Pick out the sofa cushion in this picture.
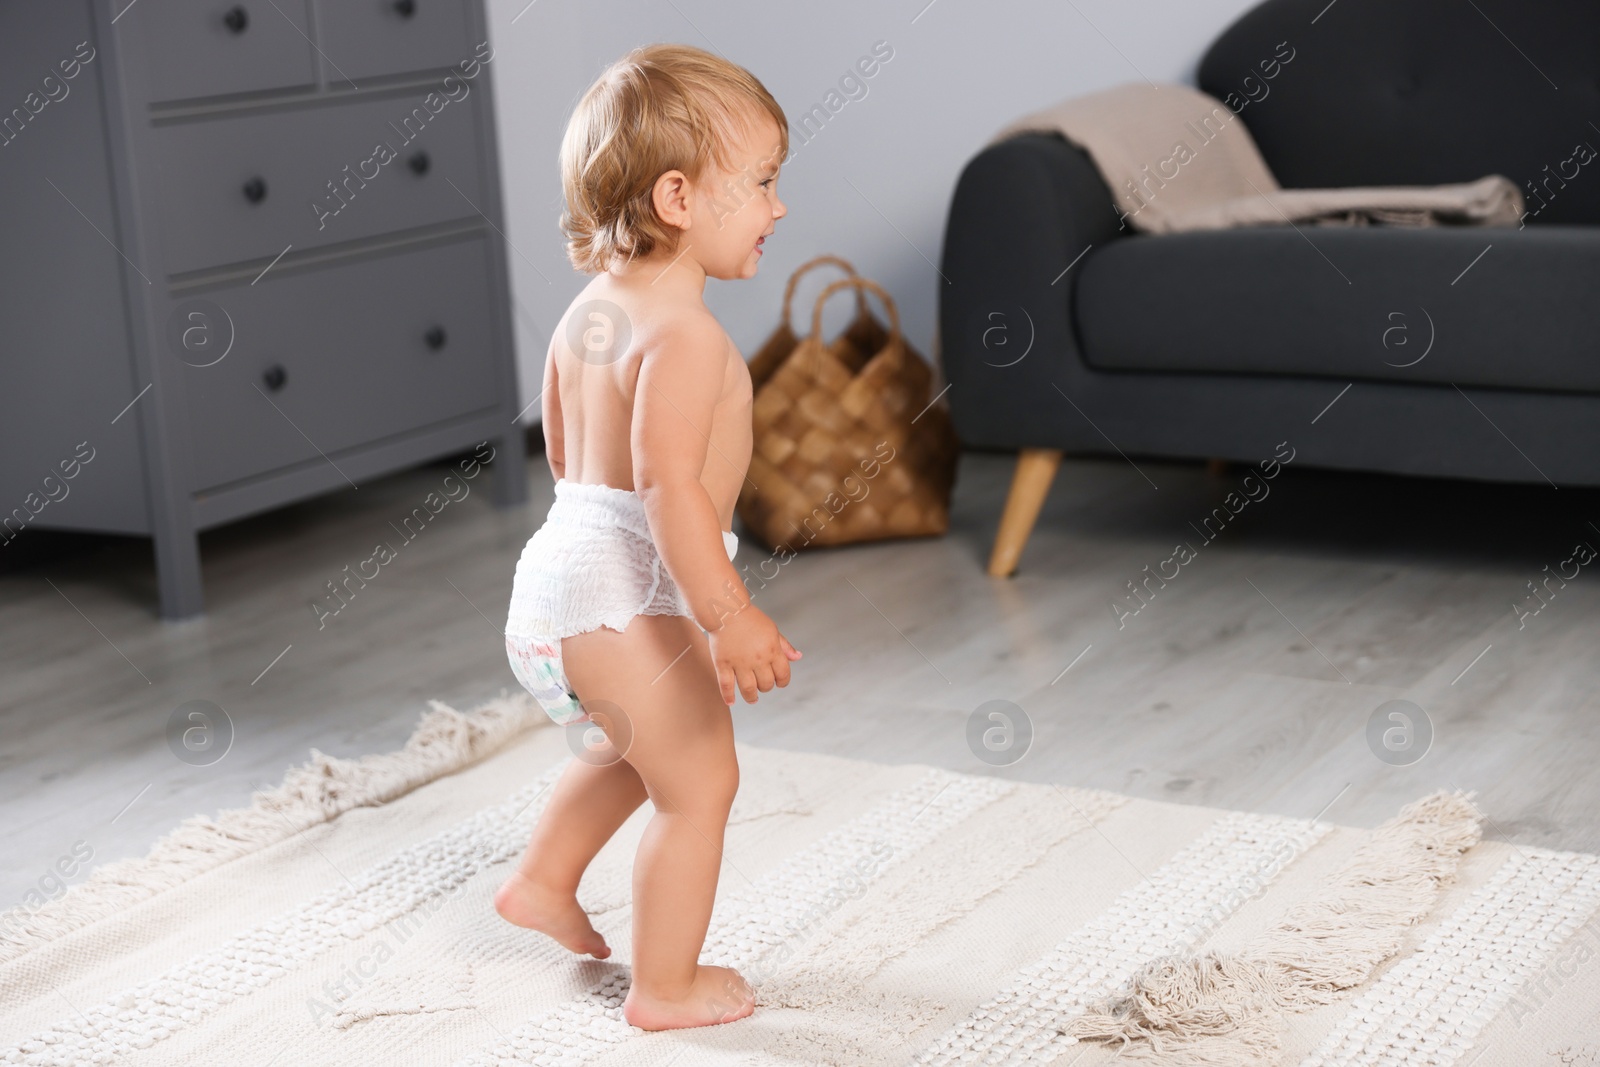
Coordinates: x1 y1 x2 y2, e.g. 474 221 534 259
1074 225 1600 393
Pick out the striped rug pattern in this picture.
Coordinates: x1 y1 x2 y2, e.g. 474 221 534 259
3 695 1598 1067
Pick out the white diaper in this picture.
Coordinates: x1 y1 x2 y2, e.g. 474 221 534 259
504 479 738 725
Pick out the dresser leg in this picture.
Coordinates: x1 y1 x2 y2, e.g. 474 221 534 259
489 426 528 508
154 526 204 620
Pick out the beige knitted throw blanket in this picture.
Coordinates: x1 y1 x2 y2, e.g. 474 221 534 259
992 82 1525 233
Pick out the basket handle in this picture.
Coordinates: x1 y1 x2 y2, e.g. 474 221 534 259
781 255 867 331
809 276 901 351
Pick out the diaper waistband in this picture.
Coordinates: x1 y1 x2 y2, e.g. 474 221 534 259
547 479 739 559
547 478 654 542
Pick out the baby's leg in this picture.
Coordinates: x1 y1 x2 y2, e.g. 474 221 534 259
494 753 647 958
561 612 756 1031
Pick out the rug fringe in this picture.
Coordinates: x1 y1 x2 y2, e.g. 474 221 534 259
0 691 546 965
1060 789 1485 1065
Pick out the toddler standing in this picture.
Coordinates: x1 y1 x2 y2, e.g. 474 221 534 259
494 44 801 1032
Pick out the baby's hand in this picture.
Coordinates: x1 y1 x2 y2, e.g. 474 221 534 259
707 604 801 705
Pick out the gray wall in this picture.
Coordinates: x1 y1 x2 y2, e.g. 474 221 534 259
483 0 1263 425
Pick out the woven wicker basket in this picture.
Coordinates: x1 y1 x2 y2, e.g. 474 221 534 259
737 274 959 552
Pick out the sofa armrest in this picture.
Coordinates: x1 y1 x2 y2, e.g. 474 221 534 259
938 132 1126 448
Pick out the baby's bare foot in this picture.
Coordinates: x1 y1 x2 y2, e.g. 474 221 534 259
493 871 611 959
623 965 755 1030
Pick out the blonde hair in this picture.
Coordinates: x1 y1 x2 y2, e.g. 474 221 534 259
559 44 788 274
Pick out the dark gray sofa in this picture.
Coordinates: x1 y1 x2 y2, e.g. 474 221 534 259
938 0 1600 575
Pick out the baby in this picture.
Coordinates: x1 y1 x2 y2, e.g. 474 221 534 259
494 44 802 1031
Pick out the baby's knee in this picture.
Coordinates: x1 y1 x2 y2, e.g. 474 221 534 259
708 759 740 807
693 763 741 814
654 757 738 816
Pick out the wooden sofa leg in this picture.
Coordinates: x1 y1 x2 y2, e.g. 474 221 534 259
987 448 1063 577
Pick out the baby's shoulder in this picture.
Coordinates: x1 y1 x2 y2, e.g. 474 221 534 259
633 303 736 365
636 301 727 344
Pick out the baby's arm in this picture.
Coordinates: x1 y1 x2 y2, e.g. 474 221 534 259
541 337 565 481
631 314 748 630
634 314 800 704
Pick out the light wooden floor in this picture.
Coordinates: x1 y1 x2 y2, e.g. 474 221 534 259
3 446 1598 904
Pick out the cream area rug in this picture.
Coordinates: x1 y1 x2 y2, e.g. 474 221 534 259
3 695 1599 1067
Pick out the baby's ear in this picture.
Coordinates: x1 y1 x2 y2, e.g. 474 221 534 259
651 169 693 230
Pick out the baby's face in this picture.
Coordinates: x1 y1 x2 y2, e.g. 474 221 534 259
695 112 787 281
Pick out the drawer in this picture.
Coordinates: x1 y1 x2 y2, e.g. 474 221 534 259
177 238 502 491
150 92 486 274
315 0 477 83
133 1 316 104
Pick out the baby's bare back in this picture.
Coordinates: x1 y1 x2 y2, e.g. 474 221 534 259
546 276 751 530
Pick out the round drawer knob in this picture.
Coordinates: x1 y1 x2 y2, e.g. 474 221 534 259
242 176 267 204
408 151 431 176
393 0 417 17
424 326 447 351
262 364 287 391
223 6 249 33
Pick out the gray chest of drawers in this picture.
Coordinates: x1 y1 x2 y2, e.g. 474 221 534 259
0 0 527 619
